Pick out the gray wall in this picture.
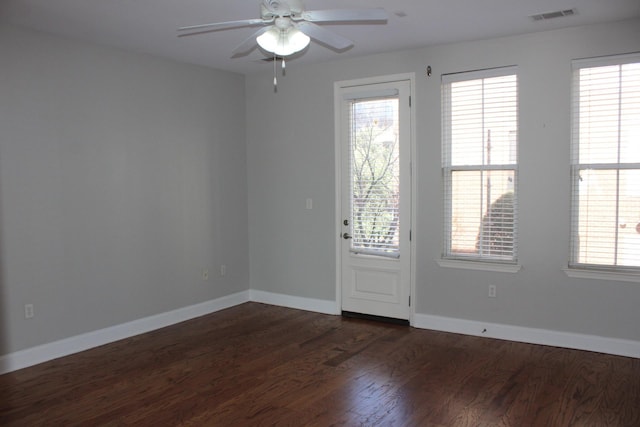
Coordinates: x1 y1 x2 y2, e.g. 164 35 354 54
0 25 249 355
2 18 639 358
246 19 640 342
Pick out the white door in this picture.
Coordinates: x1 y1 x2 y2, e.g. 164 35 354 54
336 78 412 320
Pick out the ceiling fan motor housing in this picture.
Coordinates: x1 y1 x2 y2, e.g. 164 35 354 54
261 0 304 18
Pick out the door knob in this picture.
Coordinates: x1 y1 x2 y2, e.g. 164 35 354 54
342 232 352 240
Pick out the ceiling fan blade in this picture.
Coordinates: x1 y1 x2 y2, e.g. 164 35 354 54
300 8 387 23
294 21 353 50
178 18 271 33
231 27 272 57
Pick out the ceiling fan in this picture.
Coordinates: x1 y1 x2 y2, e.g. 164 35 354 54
178 0 388 58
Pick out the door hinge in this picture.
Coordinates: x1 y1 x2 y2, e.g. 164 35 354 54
409 295 411 306
409 96 412 107
409 229 412 241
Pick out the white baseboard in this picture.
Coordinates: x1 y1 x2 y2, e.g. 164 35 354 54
3 292 637 375
249 289 339 315
413 313 640 359
0 291 250 374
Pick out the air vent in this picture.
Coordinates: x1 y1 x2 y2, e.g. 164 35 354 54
530 8 576 21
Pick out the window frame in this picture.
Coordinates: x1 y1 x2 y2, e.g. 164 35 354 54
568 52 640 280
440 66 520 270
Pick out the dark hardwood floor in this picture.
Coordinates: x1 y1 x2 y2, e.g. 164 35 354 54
1 302 638 426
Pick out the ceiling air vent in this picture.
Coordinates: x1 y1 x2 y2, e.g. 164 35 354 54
530 8 576 21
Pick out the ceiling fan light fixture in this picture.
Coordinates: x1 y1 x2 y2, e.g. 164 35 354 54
256 27 310 57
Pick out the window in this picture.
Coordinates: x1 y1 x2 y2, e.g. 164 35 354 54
348 95 401 257
442 67 518 264
570 53 640 273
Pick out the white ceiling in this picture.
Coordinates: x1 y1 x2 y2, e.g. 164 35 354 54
1 0 639 75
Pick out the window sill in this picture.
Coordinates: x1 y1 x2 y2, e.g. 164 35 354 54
563 268 640 283
436 258 522 273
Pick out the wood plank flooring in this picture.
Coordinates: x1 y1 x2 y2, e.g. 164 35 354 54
1 302 638 426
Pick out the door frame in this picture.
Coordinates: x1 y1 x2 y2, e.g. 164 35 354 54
334 73 417 324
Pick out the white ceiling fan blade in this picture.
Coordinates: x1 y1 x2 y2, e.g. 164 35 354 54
300 8 387 23
295 21 353 50
178 18 271 33
231 27 272 57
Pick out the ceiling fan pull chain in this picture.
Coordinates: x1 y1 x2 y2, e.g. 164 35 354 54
273 53 278 89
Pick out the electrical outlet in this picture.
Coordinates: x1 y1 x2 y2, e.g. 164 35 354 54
488 285 497 298
220 264 227 277
24 304 34 319
202 270 209 281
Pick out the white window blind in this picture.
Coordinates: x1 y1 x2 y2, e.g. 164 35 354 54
348 96 401 258
570 53 640 272
442 67 518 263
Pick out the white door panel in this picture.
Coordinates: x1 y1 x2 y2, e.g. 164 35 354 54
351 262 400 301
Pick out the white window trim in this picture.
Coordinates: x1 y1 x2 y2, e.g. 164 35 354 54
437 258 522 273
563 268 640 283
572 52 640 69
441 65 520 268
441 66 518 84
567 52 640 280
